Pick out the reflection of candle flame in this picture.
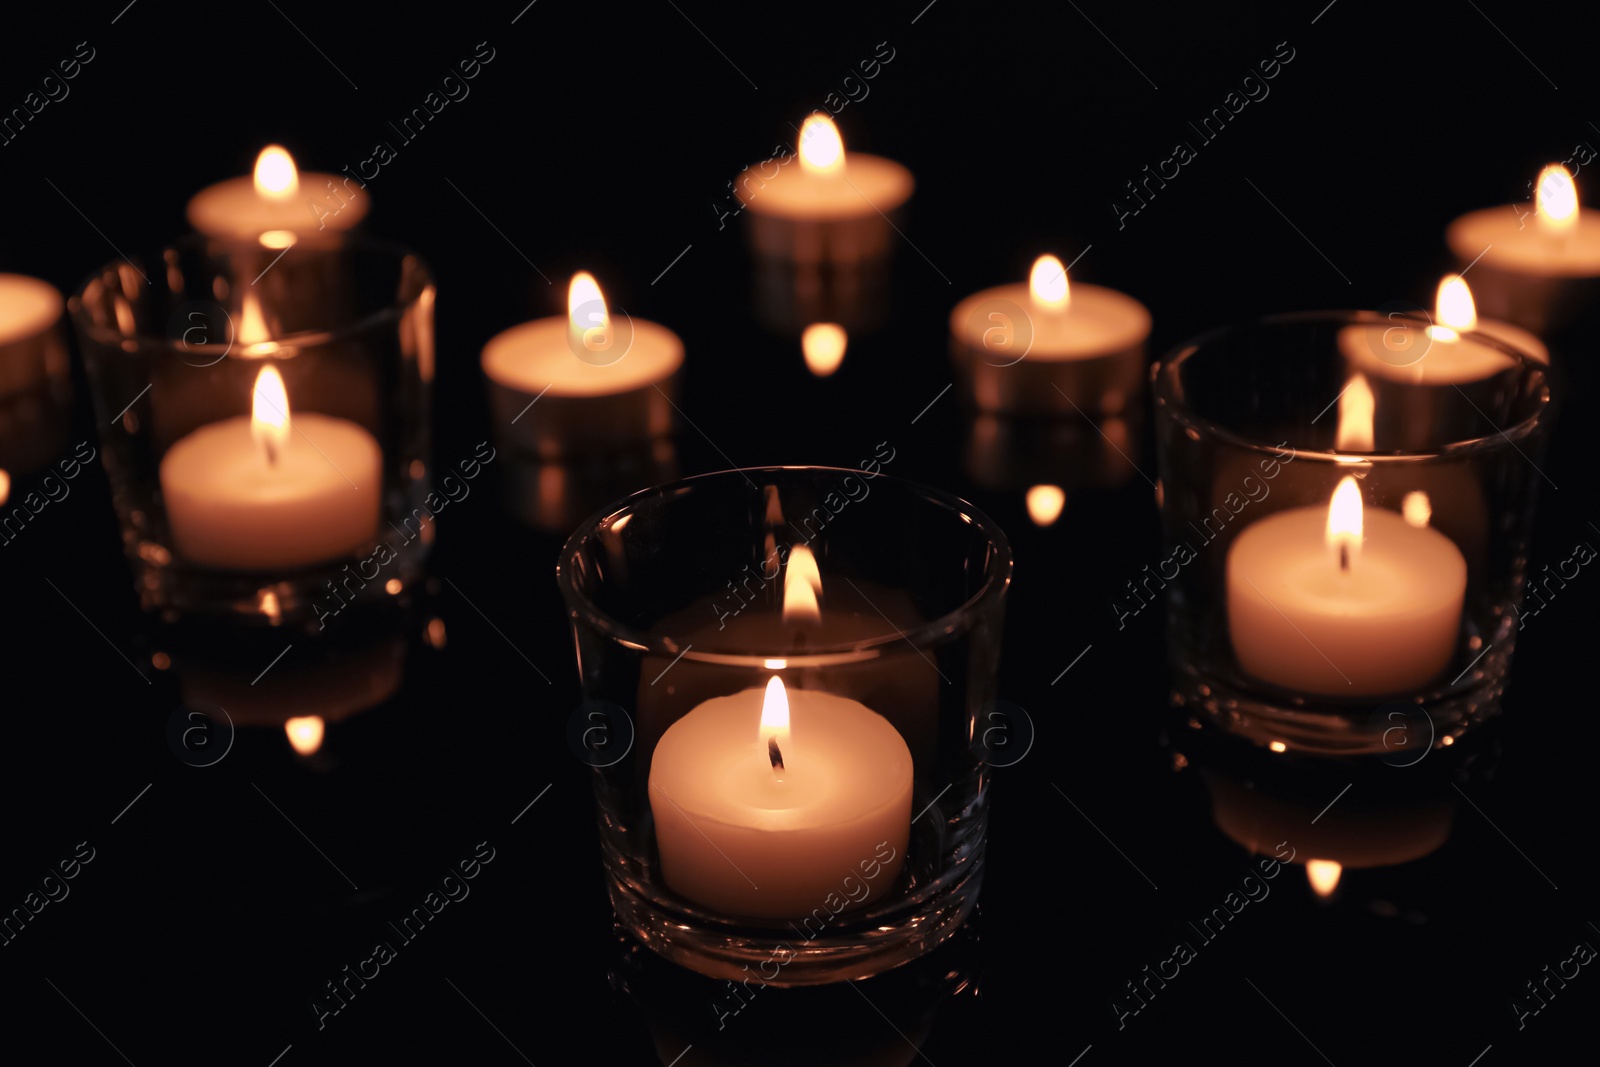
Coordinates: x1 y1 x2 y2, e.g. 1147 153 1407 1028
1025 484 1066 526
1326 476 1364 569
285 715 324 756
782 544 823 624
1307 859 1342 898
1336 374 1375 452
252 365 291 467
567 271 611 352
1402 491 1432 528
1028 254 1070 311
798 114 844 176
254 145 299 201
1536 164 1578 234
239 291 271 347
0 468 8 507
801 323 847 377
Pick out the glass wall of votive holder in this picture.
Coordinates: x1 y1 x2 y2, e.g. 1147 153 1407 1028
1152 312 1554 756
71 236 433 623
558 467 1012 985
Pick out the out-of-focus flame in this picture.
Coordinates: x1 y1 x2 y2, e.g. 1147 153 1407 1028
1536 164 1578 234
801 323 847 376
760 675 791 745
1028 254 1070 310
1026 484 1066 526
567 271 611 352
1307 859 1342 898
259 229 298 250
1326 476 1364 568
252 365 291 466
285 715 324 756
782 544 823 624
254 145 299 201
798 114 844 176
239 290 271 347
1336 374 1375 452
1402 491 1432 528
0 468 8 507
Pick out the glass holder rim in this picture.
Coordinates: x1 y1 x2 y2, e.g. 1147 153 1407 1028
556 464 1015 661
1151 309 1557 461
67 233 434 354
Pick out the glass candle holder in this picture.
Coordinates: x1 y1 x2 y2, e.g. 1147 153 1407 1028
1152 312 1554 756
71 236 434 623
557 466 1012 985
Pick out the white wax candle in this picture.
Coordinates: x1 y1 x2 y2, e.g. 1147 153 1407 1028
187 145 369 241
735 114 913 222
648 680 913 919
1338 274 1548 384
1446 208 1600 277
0 273 64 393
1227 482 1466 697
481 316 683 396
160 367 381 570
949 278 1151 361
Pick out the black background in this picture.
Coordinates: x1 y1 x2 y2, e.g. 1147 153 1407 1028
1 2 1597 1064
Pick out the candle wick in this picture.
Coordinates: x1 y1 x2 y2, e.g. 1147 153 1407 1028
1339 543 1349 572
767 736 785 778
265 439 279 468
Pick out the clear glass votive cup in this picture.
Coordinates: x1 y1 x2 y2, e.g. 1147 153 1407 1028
557 466 1012 985
1152 312 1554 756
71 236 434 623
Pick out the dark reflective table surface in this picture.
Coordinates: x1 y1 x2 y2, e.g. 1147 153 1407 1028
2 2 1598 1063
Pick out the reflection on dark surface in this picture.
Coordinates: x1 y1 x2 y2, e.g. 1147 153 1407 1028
964 410 1144 494
752 256 889 337
0 379 72 479
612 915 980 1067
500 438 678 534
1165 711 1495 905
165 614 410 765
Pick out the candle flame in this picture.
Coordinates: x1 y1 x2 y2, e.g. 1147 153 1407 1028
0 468 8 507
254 145 299 201
1536 164 1579 234
782 544 824 624
1028 254 1070 310
1326 476 1364 567
1026 484 1066 526
1307 859 1342 898
252 365 291 466
567 271 611 353
1436 274 1476 333
1403 490 1432 528
285 715 325 756
798 113 845 176
1336 374 1375 452
760 675 791 745
801 322 847 376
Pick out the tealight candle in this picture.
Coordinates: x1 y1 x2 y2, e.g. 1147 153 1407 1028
648 675 913 918
1227 477 1466 697
160 365 381 570
0 273 67 396
949 254 1151 416
481 271 683 457
736 114 913 265
187 145 370 244
1445 163 1600 332
1341 274 1546 386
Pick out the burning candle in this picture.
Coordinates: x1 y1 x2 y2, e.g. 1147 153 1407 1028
801 322 847 377
1226 476 1467 696
1340 274 1547 384
160 364 381 570
949 254 1151 416
648 674 913 918
1445 163 1600 331
481 271 683 457
736 113 913 265
187 145 370 244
